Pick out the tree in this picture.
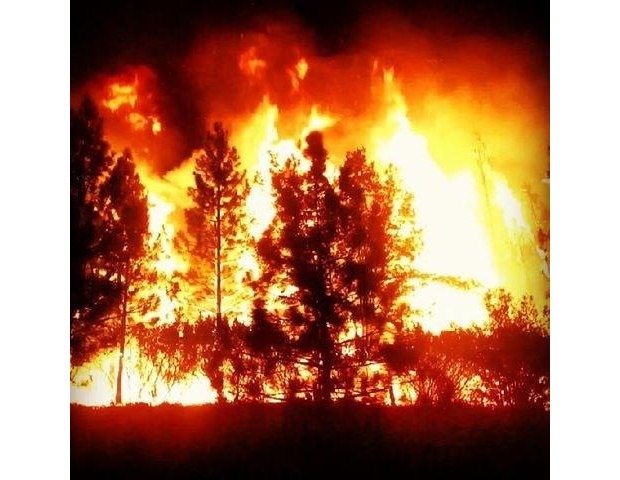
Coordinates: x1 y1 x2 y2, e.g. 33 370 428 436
472 289 550 408
383 326 481 406
250 133 418 402
70 97 118 364
183 122 251 401
99 151 149 404
252 132 343 401
381 289 550 408
338 149 419 403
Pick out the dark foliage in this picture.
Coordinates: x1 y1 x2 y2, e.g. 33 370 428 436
249 133 419 401
473 289 550 407
71 99 149 375
99 152 150 403
70 97 116 361
382 290 550 407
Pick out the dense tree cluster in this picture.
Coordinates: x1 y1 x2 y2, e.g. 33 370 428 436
71 99 151 403
71 100 549 407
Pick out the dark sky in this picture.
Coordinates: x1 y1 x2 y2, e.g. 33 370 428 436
71 0 549 86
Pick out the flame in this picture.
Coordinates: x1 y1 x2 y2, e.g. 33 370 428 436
493 176 529 234
102 80 138 111
368 68 498 332
296 58 309 79
99 72 163 140
241 98 338 239
71 340 217 406
288 57 310 92
301 105 336 141
239 46 267 78
73 42 547 404
128 112 149 131
147 192 183 276
70 186 217 406
151 117 162 135
144 192 187 324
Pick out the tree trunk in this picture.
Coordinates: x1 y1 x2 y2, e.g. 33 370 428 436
318 319 333 402
115 268 128 405
215 178 224 402
388 374 396 406
216 199 222 337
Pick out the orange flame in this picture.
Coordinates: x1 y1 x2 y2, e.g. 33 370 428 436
72 44 547 404
102 80 138 111
239 46 267 78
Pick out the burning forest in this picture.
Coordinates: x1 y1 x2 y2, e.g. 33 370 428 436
70 2 549 412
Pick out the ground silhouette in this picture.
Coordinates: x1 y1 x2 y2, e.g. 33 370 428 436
71 403 549 479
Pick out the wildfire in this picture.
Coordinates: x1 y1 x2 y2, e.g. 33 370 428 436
99 71 163 142
72 37 547 405
146 192 183 277
367 68 498 332
142 192 184 325
70 340 218 406
241 98 338 239
493 176 530 235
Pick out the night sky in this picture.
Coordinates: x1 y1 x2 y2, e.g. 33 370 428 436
72 0 549 86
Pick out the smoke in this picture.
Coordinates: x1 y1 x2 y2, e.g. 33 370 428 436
72 10 548 177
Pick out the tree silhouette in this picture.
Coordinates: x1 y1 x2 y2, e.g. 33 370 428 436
252 132 342 401
99 151 149 404
383 326 481 406
337 149 419 402
183 122 250 401
472 289 550 408
382 291 550 408
250 133 418 402
71 98 119 364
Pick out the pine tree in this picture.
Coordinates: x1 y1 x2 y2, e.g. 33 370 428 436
99 151 149 404
251 132 418 402
183 122 250 401
476 289 550 407
70 97 117 363
338 149 419 403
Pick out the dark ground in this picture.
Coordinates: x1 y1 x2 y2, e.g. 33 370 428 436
71 403 549 479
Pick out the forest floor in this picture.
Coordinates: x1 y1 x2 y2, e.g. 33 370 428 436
71 403 549 479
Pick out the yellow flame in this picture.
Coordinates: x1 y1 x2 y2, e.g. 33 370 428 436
296 58 309 80
127 112 149 131
289 57 309 92
151 117 162 135
493 176 529 234
241 98 338 239
71 340 217 406
368 68 500 332
102 81 138 111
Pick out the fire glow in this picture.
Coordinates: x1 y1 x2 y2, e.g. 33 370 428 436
71 22 549 406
